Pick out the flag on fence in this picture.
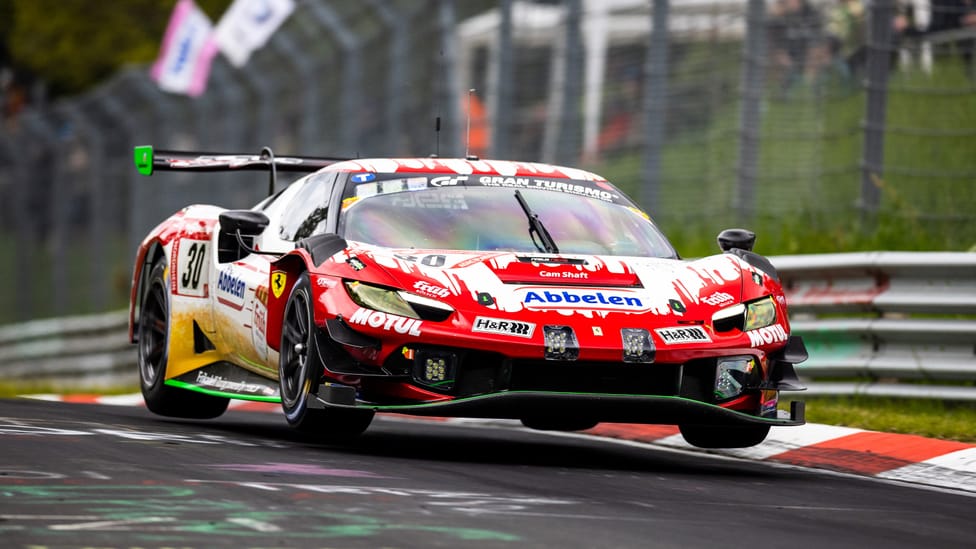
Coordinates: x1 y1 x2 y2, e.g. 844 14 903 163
150 0 218 97
214 0 296 67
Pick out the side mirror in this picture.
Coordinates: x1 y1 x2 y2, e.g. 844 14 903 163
219 210 270 236
218 210 270 262
717 228 756 252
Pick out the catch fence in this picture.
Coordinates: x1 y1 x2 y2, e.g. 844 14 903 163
1 0 974 323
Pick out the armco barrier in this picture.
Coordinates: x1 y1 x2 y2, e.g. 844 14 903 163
0 252 973 398
0 310 134 390
775 252 976 400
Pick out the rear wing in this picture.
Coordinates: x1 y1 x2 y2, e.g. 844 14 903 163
133 145 350 194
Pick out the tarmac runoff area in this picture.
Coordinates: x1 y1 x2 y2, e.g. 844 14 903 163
27 393 976 496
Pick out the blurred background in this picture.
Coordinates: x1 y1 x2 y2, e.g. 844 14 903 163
1 0 974 324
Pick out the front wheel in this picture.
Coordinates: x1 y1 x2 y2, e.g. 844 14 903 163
678 423 770 448
138 261 229 419
279 273 373 440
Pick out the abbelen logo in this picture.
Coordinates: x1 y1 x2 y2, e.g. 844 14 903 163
348 308 422 336
519 289 645 310
747 324 788 346
655 326 712 344
472 316 535 339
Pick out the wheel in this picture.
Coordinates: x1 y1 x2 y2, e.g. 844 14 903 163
278 273 373 440
678 423 770 448
138 260 229 419
520 417 599 432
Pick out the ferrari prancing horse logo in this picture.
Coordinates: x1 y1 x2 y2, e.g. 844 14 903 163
271 271 287 299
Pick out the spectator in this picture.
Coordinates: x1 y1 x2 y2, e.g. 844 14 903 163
767 0 826 95
825 0 867 81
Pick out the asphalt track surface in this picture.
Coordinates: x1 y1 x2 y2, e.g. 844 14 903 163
1 397 973 549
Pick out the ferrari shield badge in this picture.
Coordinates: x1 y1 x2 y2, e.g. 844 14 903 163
271 271 287 299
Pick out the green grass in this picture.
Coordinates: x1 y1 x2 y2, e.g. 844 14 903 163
588 58 976 257
785 396 976 443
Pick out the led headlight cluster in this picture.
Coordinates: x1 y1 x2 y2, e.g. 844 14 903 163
345 281 454 321
711 296 776 333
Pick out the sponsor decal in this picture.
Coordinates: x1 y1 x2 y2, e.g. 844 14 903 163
478 176 616 202
702 291 734 307
747 324 788 347
351 173 376 183
348 308 422 336
173 238 209 298
196 371 270 395
519 288 645 311
347 257 366 271
669 299 686 314
430 175 468 187
414 280 451 299
539 270 589 280
216 269 246 309
271 271 287 299
655 326 712 344
592 326 603 336
472 316 535 339
254 285 269 306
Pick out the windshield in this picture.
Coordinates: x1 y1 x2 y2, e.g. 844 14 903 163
338 177 676 258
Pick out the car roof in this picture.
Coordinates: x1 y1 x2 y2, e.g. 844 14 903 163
325 157 608 182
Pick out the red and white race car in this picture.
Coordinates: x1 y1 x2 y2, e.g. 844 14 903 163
129 146 807 447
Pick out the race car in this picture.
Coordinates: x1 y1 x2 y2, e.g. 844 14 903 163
129 145 807 448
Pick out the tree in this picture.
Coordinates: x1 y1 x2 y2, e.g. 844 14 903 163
3 0 230 97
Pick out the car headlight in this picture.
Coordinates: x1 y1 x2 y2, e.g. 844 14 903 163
711 296 777 333
345 281 454 321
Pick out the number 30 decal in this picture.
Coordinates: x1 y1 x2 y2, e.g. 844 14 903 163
175 239 209 297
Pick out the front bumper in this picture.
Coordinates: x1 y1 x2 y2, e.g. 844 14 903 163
309 387 805 427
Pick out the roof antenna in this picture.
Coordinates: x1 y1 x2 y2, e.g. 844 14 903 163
465 88 476 159
434 116 441 158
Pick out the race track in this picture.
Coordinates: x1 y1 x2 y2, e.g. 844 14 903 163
0 397 972 548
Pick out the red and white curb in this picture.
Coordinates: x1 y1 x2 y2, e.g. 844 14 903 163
26 394 976 496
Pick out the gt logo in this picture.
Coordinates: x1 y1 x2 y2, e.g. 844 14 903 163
429 175 468 187
271 271 287 299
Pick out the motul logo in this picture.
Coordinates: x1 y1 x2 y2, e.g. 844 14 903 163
747 324 788 346
348 308 422 336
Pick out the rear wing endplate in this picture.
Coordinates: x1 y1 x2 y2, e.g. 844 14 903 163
133 145 348 176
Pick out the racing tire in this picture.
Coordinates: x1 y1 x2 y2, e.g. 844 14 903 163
678 423 771 449
279 273 373 440
138 261 229 419
520 417 599 432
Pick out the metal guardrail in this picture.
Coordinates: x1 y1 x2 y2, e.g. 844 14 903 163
0 252 973 398
0 310 134 390
776 252 976 401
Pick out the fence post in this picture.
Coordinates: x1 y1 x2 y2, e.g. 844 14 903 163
736 0 768 220
489 0 515 160
542 0 583 166
437 0 462 158
0 132 34 321
860 0 895 214
61 102 108 311
366 0 408 157
271 31 319 155
306 1 362 157
641 0 671 212
21 110 67 317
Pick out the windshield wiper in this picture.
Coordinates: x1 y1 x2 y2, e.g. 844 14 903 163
514 190 559 254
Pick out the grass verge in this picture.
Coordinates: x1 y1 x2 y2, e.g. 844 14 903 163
784 396 976 443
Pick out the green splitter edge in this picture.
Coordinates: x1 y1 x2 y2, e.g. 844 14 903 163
134 145 154 176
